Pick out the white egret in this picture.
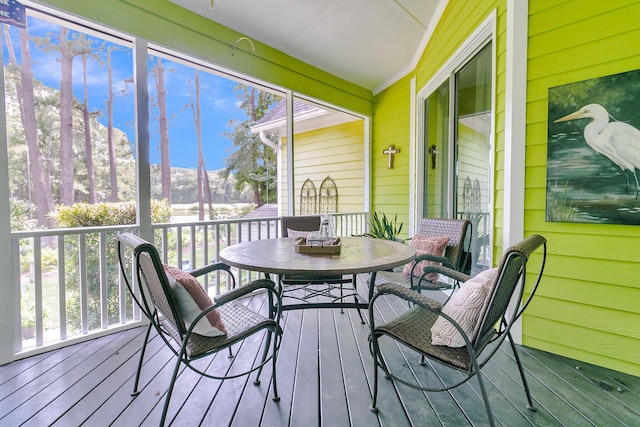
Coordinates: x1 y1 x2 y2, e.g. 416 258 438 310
554 103 640 198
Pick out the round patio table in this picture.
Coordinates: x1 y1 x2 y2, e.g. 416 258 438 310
219 237 415 311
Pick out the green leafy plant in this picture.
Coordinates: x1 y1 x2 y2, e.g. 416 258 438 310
363 211 403 241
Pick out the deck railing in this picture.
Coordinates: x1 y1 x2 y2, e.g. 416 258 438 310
10 212 368 356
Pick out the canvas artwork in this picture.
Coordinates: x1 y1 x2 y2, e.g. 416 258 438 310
547 69 640 225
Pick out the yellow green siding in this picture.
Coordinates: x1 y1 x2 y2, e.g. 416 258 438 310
372 75 413 235
281 120 365 214
525 0 640 375
376 0 640 376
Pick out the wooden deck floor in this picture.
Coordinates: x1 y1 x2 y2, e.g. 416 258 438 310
1 278 638 426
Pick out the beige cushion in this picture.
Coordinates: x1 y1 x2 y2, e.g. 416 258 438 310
163 264 227 337
430 268 498 347
287 228 311 239
402 236 449 282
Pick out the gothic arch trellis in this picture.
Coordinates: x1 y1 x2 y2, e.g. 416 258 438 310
300 179 317 215
299 176 338 214
319 176 338 214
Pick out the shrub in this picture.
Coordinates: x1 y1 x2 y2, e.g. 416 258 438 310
50 200 171 332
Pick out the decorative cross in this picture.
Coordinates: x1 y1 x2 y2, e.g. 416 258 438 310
428 144 440 169
383 144 399 169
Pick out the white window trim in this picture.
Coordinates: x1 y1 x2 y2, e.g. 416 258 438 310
505 0 529 344
413 10 497 241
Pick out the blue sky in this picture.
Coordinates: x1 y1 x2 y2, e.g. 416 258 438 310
3 15 246 170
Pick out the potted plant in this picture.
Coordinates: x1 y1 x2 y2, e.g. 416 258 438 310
20 285 48 340
362 211 404 241
21 296 36 339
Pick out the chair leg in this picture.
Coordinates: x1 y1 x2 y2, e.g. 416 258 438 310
131 322 153 396
271 331 281 402
339 282 345 314
254 329 273 386
160 346 187 427
508 332 537 411
353 275 365 324
369 335 380 413
475 371 496 427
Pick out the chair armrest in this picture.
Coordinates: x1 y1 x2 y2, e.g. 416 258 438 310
419 265 470 283
408 254 455 282
187 262 232 278
213 278 278 306
414 253 454 268
374 283 442 312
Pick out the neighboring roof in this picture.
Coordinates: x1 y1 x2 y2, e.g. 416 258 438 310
251 99 328 133
251 98 359 135
256 99 318 125
242 203 278 219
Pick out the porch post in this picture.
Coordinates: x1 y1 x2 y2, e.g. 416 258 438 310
504 0 529 343
133 38 152 241
0 38 16 364
286 92 295 216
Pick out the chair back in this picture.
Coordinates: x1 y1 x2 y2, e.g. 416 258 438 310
117 232 188 336
281 215 321 237
472 234 546 348
415 218 471 272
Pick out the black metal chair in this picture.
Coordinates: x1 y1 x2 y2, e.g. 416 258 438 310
116 232 282 426
280 215 363 322
373 217 471 291
368 234 547 427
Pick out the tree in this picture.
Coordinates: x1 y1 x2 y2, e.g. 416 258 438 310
223 86 279 206
58 27 75 205
188 70 213 220
81 40 98 203
5 24 55 228
105 47 119 202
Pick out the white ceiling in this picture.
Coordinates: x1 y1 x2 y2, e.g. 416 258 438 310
169 0 446 93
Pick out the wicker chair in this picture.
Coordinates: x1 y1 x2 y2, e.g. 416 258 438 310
373 218 471 291
368 234 547 427
116 232 282 426
280 215 362 321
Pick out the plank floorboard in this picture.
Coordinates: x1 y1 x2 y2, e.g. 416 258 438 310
289 305 320 426
318 308 350 426
1 276 638 427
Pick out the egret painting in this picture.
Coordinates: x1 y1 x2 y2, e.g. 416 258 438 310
547 69 640 225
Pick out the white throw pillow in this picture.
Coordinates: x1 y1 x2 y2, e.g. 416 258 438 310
430 268 498 347
163 264 227 337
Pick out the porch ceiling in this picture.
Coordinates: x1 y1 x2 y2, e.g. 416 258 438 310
169 0 445 93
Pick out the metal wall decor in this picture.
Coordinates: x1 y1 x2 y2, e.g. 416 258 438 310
319 176 338 213
300 178 317 215
383 144 399 169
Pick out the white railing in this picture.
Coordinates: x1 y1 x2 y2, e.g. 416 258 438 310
10 212 368 356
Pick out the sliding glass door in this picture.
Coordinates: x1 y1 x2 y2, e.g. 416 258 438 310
423 43 492 274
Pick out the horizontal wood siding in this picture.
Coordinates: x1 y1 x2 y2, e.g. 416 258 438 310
372 75 412 236
525 0 640 375
281 120 365 214
373 0 504 237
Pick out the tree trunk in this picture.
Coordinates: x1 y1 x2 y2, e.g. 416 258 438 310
17 26 54 227
190 70 209 221
82 52 96 203
156 58 171 203
106 48 118 202
59 28 75 205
